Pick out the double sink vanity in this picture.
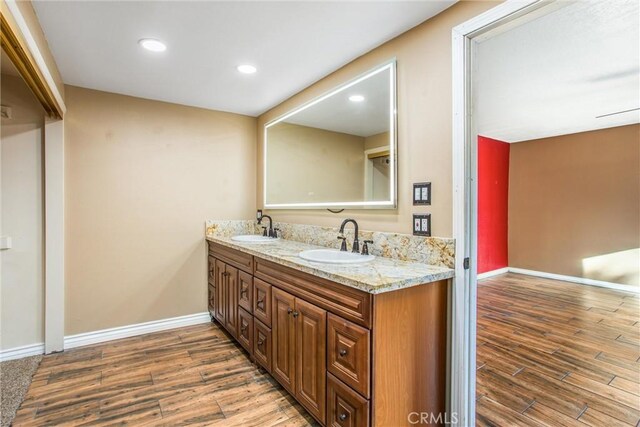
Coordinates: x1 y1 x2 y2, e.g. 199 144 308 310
206 59 455 426
205 219 454 427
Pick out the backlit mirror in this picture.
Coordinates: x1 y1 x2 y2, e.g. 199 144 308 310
264 60 397 209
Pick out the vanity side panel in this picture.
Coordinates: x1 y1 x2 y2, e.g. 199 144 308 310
371 280 448 427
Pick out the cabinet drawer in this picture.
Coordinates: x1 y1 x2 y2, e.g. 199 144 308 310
253 278 272 327
328 314 370 398
253 318 272 372
327 373 369 427
209 242 253 274
237 307 253 354
254 258 371 328
238 271 253 313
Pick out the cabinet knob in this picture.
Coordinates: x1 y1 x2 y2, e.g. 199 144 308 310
339 349 347 357
292 311 299 318
339 413 348 421
287 308 293 315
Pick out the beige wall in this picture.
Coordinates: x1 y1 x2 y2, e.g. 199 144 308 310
1 73 45 349
509 124 640 286
64 86 257 335
267 122 364 204
364 131 390 151
257 1 499 235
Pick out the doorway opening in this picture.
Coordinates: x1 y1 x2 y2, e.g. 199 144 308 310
452 1 640 425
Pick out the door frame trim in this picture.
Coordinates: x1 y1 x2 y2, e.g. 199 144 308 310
2 1 66 353
450 1 546 425
1 0 65 118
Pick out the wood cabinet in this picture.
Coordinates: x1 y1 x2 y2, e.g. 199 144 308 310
238 271 253 313
328 314 370 398
253 279 272 327
208 241 448 427
237 307 253 354
254 319 272 372
295 297 327 423
213 259 226 324
272 287 297 394
212 258 238 338
327 373 369 427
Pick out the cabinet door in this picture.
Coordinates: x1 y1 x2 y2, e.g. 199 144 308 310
254 319 272 372
225 264 239 338
271 287 296 394
237 307 253 354
207 256 216 286
295 298 327 424
208 284 215 316
253 279 272 327
214 259 226 324
238 271 253 313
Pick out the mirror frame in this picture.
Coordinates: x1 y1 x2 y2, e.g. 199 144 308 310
263 59 397 210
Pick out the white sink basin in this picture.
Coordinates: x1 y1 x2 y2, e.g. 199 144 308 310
231 235 280 243
299 249 375 264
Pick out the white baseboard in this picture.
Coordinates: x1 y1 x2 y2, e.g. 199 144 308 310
477 267 509 280
508 268 639 294
0 343 45 362
64 312 211 350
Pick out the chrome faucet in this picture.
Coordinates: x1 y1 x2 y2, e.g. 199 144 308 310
258 215 277 238
338 219 360 253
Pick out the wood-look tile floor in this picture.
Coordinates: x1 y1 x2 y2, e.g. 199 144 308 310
476 273 640 427
13 323 315 426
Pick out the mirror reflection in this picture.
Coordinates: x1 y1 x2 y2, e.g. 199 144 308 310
264 61 396 209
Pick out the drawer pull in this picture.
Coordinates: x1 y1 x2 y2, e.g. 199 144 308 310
339 414 348 421
339 349 347 357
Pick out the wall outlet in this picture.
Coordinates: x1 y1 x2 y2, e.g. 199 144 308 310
412 214 431 236
413 182 431 205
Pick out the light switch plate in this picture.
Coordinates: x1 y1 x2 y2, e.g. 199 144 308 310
0 236 12 250
256 210 263 221
413 182 431 205
412 214 431 236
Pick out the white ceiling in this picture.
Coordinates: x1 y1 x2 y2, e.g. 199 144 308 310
475 0 640 143
284 65 391 137
32 1 456 117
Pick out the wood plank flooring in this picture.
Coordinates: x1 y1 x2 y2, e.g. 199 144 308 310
476 273 640 427
13 323 316 426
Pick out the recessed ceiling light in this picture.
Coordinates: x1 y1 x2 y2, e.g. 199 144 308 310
349 95 365 102
237 64 257 74
138 38 166 52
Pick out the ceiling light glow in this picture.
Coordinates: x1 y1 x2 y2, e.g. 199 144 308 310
237 64 257 74
139 38 166 52
349 95 365 102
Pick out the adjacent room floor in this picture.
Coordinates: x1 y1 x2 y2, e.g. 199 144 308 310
12 323 315 426
476 273 640 426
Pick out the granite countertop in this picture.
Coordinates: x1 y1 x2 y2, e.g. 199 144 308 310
207 235 455 294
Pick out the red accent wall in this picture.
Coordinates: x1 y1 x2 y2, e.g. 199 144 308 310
478 136 510 274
